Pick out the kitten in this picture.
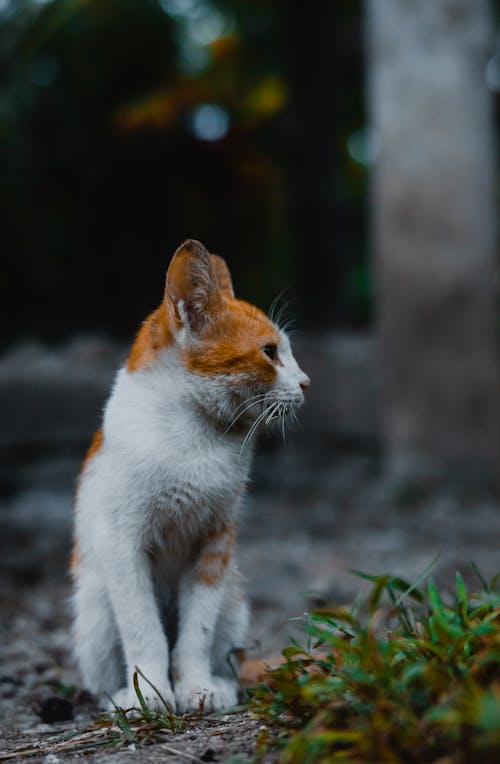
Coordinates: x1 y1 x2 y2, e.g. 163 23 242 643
72 239 310 713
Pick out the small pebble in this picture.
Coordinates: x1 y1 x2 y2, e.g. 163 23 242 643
201 749 217 762
37 697 74 724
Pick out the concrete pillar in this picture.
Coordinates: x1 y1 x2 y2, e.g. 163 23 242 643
367 0 499 480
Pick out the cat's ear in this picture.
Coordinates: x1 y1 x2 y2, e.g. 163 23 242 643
210 254 234 298
165 239 223 333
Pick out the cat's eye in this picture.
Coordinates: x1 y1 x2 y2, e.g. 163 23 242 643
262 344 277 361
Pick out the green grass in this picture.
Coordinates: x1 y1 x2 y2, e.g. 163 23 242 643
101 667 184 745
4 670 188 760
250 565 500 763
10 568 500 763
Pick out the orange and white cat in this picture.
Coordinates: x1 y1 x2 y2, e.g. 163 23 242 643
72 240 309 713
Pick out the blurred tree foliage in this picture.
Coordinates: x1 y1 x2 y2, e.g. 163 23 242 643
0 0 366 345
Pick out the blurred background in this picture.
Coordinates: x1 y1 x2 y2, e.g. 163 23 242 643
1 0 500 729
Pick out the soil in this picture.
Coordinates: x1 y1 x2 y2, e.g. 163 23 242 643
2 437 500 762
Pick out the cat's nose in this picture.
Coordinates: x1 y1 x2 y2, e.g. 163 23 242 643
299 374 311 391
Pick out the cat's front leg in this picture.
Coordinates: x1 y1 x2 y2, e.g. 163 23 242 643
173 524 239 713
96 522 176 712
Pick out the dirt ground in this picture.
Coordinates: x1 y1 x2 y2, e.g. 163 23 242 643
2 437 500 762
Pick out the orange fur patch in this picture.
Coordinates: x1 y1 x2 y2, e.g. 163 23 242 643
126 241 279 379
195 524 236 587
73 430 104 574
184 298 281 381
75 427 104 509
127 304 173 372
70 544 80 571
210 254 234 298
82 427 104 472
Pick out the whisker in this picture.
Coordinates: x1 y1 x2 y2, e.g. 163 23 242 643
232 393 269 414
239 408 268 456
216 398 231 423
278 317 297 334
268 287 289 325
240 400 278 456
220 393 269 425
221 394 271 437
274 301 291 330
265 401 280 425
240 408 268 453
228 393 269 421
280 402 287 445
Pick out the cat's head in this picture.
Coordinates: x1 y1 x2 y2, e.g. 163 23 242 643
133 239 310 433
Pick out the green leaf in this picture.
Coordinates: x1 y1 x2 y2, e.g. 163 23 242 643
424 706 462 726
251 565 500 763
393 552 441 609
471 562 489 591
391 577 424 602
426 612 464 645
475 693 500 731
134 666 175 717
368 576 391 613
456 572 468 605
309 608 357 626
456 572 469 624
107 700 135 743
133 670 150 716
490 572 500 591
428 580 445 615
349 569 380 582
282 645 307 660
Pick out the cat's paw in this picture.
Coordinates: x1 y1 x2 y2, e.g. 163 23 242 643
107 684 176 713
175 676 238 714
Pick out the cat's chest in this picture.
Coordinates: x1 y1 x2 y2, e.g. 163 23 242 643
139 439 248 545
156 434 247 499
153 464 242 516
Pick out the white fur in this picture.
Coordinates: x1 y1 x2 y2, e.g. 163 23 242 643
72 331 309 713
